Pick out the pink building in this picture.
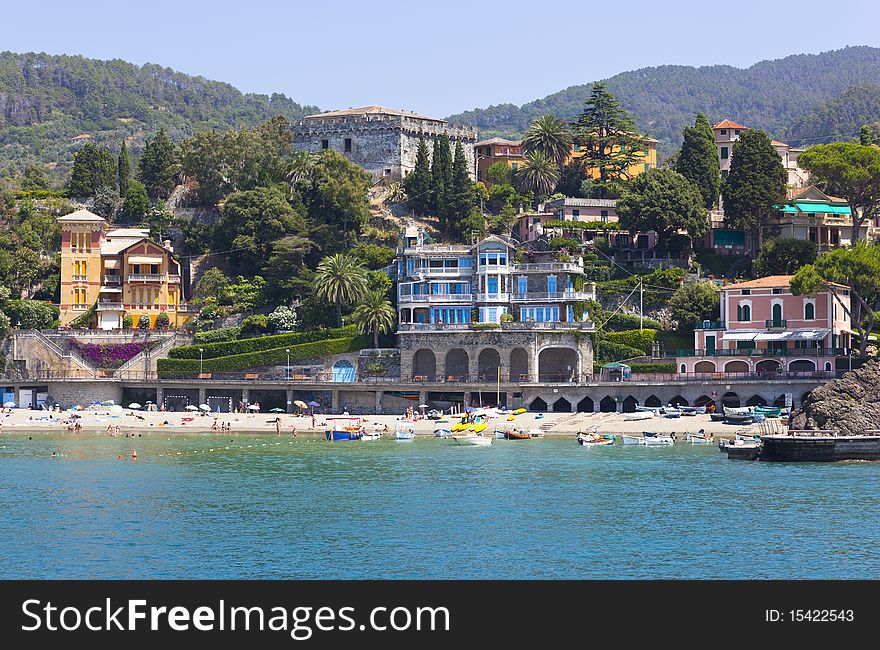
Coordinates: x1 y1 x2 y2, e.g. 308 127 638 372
677 275 853 377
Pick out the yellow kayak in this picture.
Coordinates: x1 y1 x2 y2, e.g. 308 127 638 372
506 415 516 421
514 408 526 415
472 422 487 433
451 422 467 432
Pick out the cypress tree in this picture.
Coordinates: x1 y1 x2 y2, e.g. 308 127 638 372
431 133 453 228
117 140 131 198
675 112 721 210
138 127 178 199
68 141 116 197
448 141 474 232
404 132 432 215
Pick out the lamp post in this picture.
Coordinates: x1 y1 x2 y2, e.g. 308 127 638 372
286 349 290 380
199 348 204 375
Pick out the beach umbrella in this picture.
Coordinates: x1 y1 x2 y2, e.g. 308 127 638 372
307 401 320 407
3 401 15 408
465 406 476 412
247 404 259 410
198 404 211 411
270 407 285 413
293 400 308 409
101 400 115 407
185 405 199 411
128 403 142 409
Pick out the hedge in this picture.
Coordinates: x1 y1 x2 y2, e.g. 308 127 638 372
603 329 656 355
544 220 620 230
158 335 369 374
194 326 242 343
629 362 675 374
601 312 663 332
596 340 645 363
171 326 357 359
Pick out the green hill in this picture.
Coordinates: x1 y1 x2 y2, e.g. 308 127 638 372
785 83 880 146
446 46 880 157
0 51 320 178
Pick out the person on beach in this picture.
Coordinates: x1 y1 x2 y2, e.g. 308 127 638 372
211 420 218 431
290 426 297 437
311 414 316 430
275 417 281 435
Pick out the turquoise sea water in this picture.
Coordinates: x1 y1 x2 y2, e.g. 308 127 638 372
1 433 879 579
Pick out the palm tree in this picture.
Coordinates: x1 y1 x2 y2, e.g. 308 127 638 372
385 181 406 206
516 151 561 206
522 115 572 166
313 253 368 327
351 290 396 348
285 150 318 199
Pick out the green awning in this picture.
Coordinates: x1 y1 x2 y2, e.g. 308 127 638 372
775 202 851 215
713 230 745 246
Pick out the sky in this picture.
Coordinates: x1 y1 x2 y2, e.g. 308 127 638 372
4 0 880 118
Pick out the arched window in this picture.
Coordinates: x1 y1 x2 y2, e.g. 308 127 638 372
804 302 815 320
737 304 751 322
772 303 782 323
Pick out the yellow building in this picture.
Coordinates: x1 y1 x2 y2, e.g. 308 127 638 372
57 209 194 329
474 137 525 185
567 135 657 179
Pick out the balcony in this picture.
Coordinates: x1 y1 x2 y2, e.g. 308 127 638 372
765 319 787 330
673 347 848 358
71 304 88 311
72 275 87 282
473 292 510 302
128 274 164 282
396 245 471 256
515 262 584 274
97 302 124 310
398 323 472 332
511 290 594 302
168 275 181 283
398 293 473 304
412 266 473 278
397 320 595 333
103 275 121 284
695 320 725 330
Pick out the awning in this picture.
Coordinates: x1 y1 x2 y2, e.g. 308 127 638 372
128 255 163 264
102 259 119 269
99 287 122 293
723 331 758 341
755 331 792 341
789 330 829 341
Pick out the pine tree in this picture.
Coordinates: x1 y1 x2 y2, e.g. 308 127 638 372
117 140 131 198
431 133 453 229
403 132 432 214
721 129 786 254
675 112 721 210
68 141 116 197
448 141 475 232
138 128 178 200
571 82 647 197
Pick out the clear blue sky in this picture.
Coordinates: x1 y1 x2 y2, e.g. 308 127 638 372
5 0 880 117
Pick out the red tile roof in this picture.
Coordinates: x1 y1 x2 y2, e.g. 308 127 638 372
713 119 748 131
723 275 793 289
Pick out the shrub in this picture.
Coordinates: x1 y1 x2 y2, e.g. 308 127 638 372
155 311 170 330
70 302 97 329
137 315 150 329
549 237 582 251
0 312 10 332
122 314 134 330
603 329 657 355
194 325 241 342
500 313 514 322
69 339 155 369
5 300 59 329
157 335 369 375
267 305 299 333
473 322 501 330
596 340 645 363
240 314 269 338
628 362 675 374
171 325 357 359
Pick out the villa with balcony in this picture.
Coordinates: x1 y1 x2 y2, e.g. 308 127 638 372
394 228 595 391
676 275 853 378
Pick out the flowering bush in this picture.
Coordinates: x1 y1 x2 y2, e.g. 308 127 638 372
69 339 156 369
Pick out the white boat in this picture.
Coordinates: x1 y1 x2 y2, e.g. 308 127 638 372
527 429 545 438
622 432 675 446
724 406 753 416
433 426 452 438
451 433 492 446
685 430 713 444
394 422 415 440
635 406 663 415
662 407 682 418
577 431 614 447
360 431 381 441
624 410 654 421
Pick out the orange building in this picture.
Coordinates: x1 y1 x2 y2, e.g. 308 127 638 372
567 136 658 179
474 138 524 184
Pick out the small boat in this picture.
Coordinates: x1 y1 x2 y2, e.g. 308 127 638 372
433 427 452 438
685 429 713 444
725 414 755 425
394 422 415 440
361 431 381 441
636 406 663 415
506 415 516 421
622 431 675 446
710 413 727 422
754 406 782 417
577 431 614 447
680 406 706 415
472 421 487 434
451 421 471 432
451 433 492 446
506 429 531 440
527 429 545 438
624 410 654 421
662 407 682 418
724 406 753 416
325 417 365 441
535 413 544 419
721 437 762 460
513 408 526 415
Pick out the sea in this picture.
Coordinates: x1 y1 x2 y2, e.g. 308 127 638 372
1 433 878 579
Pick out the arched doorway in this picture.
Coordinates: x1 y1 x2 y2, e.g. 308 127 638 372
645 395 662 407
477 348 501 382
694 360 715 373
756 359 781 373
552 397 572 412
538 347 579 382
746 394 767 407
772 303 783 323
721 392 740 408
577 396 594 412
725 360 749 374
695 395 716 410
332 360 356 382
529 397 548 412
789 359 816 373
412 349 436 381
669 395 688 407
622 396 639 412
445 348 469 381
599 395 617 412
773 395 788 407
510 348 529 382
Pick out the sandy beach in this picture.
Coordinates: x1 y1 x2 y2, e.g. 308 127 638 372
0 407 777 439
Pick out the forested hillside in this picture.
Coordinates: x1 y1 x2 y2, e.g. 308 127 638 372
447 46 880 156
785 84 880 145
0 52 319 178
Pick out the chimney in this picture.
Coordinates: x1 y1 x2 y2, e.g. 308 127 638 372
163 240 173 253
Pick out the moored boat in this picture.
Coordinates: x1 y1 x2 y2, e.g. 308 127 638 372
709 413 728 422
433 426 452 438
394 422 415 440
451 433 492 446
325 417 365 441
622 431 674 446
506 429 531 440
577 431 614 447
623 410 654 421
685 429 712 443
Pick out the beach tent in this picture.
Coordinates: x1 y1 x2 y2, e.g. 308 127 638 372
599 362 631 382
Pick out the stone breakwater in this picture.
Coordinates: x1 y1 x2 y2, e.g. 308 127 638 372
789 360 880 436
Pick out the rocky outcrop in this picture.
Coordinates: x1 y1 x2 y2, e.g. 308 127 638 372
789 360 880 435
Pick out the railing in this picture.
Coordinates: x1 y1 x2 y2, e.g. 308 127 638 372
128 274 164 282
511 290 594 302
398 323 472 332
673 347 850 358
695 320 725 330
509 321 595 331
71 304 88 311
765 319 787 329
473 292 510 302
397 245 472 255
398 321 595 333
96 302 123 310
516 262 584 273
397 293 473 303
103 275 121 284
72 275 87 282
413 267 472 277
168 275 181 283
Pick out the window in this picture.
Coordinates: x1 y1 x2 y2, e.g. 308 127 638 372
600 210 608 222
518 276 528 296
487 277 498 295
344 138 352 153
734 129 741 135
772 288 783 294
511 163 518 172
741 289 751 295
477 170 483 181
720 129 727 135
772 303 783 322
644 147 649 156
321 139 329 149
737 304 751 321
574 144 581 152
547 275 557 294
572 209 580 218
644 163 649 172
384 169 391 176
721 147 729 159
804 302 815 320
